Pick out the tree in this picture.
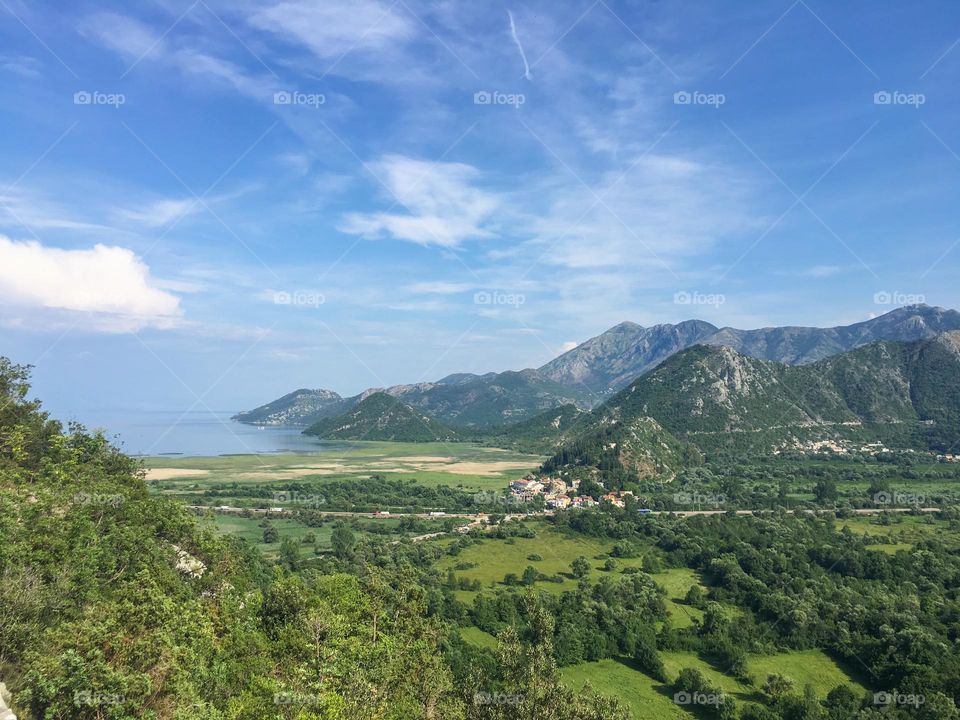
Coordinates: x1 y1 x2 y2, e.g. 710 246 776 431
633 636 667 682
642 554 663 573
685 584 705 608
262 525 279 543
813 478 837 503
522 566 538 586
331 525 355 560
603 558 618 572
762 673 794 701
279 536 300 570
571 556 591 578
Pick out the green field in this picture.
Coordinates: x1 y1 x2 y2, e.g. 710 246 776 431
559 647 867 719
144 441 543 496
438 523 614 596
561 659 687 719
197 508 452 557
437 523 726 628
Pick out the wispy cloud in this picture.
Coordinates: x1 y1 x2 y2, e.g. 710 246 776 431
250 0 415 60
339 155 500 248
0 54 42 78
507 10 532 80
113 197 200 228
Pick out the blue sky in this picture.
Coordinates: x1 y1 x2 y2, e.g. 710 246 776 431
1 0 959 419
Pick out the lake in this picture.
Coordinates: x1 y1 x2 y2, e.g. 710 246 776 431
64 409 327 457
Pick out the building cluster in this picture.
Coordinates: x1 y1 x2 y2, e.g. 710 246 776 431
509 477 632 509
938 454 960 462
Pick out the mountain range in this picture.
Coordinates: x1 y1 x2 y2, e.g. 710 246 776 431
542 330 960 481
233 304 960 429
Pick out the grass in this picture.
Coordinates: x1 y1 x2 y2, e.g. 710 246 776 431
561 648 866 718
439 526 730 629
652 568 705 629
562 658 687 719
437 523 624 597
144 441 543 495
204 514 327 557
200 509 449 557
746 650 868 697
837 514 960 551
459 625 498 650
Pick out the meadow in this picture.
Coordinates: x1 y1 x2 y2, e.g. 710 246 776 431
143 441 543 496
448 519 876 717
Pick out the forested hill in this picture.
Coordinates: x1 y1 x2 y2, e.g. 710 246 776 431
0 358 627 720
302 391 462 441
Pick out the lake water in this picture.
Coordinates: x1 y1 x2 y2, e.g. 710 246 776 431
67 409 327 457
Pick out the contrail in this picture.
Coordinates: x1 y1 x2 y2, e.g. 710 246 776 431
508 10 532 80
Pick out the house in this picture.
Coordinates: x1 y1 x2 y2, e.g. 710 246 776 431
547 494 571 509
601 493 625 508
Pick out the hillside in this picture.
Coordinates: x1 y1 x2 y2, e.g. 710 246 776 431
538 319 719 393
302 391 461 441
481 403 589 453
552 331 960 459
541 413 701 483
0 359 472 718
231 387 353 425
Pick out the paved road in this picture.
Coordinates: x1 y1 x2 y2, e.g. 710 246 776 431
189 504 942 520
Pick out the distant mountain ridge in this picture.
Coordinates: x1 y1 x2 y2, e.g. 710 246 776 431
539 304 960 392
234 305 960 429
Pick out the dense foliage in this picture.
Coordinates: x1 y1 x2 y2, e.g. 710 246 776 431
0 360 630 719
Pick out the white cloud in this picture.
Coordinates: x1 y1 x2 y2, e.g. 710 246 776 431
114 197 199 227
81 12 166 61
0 55 42 78
0 236 181 331
404 281 474 295
526 153 756 270
339 155 500 247
250 0 415 59
560 340 578 352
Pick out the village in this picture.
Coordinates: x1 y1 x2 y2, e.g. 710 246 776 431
509 475 633 509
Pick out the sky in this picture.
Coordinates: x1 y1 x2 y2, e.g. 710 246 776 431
1 0 959 420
